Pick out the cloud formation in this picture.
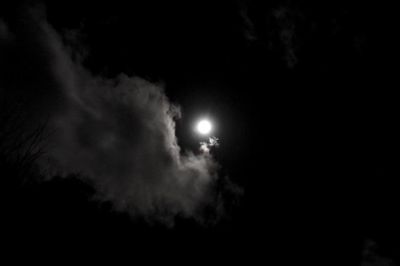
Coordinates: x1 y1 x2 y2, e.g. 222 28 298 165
238 2 302 68
1 6 229 223
273 6 298 68
361 239 395 266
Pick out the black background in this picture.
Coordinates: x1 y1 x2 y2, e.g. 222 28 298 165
1 0 399 264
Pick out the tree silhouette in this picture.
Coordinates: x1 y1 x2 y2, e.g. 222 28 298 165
0 92 47 183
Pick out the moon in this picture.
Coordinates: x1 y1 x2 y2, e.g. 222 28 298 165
196 119 212 135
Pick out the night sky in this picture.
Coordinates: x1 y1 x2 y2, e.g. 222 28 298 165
1 0 399 264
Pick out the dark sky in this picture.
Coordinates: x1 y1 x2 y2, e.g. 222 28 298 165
1 0 399 264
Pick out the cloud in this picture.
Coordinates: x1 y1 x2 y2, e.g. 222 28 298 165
238 2 301 68
272 5 299 68
1 6 235 224
200 137 219 153
361 239 395 266
0 19 10 40
237 0 257 42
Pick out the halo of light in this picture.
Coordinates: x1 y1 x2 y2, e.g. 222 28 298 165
196 120 212 135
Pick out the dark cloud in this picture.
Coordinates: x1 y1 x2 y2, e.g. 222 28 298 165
1 6 234 224
361 239 396 266
272 6 299 68
0 19 11 40
237 0 257 42
238 2 305 68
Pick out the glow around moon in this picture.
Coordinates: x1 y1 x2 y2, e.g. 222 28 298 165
196 119 212 135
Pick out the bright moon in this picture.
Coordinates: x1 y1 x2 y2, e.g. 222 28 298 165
196 120 212 135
